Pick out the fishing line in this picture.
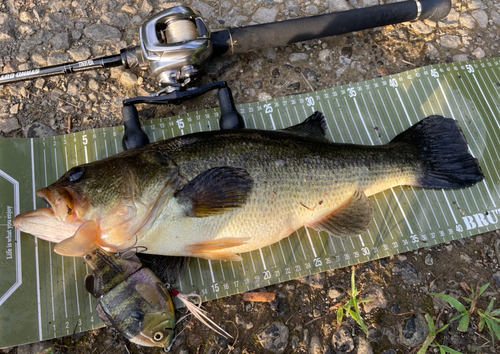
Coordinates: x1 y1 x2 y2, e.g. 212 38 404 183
114 234 148 259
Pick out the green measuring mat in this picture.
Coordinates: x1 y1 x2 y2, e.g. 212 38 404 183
1 58 500 348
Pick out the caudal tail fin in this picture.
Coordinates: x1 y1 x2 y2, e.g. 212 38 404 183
391 115 484 189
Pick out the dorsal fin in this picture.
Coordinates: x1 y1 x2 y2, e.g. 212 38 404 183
283 111 328 139
54 220 98 257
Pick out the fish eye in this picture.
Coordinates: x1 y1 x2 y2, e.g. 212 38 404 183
153 332 164 342
68 167 85 182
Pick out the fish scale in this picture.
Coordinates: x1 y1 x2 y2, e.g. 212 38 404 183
140 128 420 256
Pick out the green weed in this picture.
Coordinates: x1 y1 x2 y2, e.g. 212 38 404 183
430 283 500 346
417 314 462 354
336 267 372 334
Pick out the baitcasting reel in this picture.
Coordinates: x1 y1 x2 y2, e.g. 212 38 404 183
118 6 243 150
130 6 212 93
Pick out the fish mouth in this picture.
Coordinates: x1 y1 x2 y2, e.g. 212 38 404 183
13 207 81 242
13 187 82 242
37 187 76 223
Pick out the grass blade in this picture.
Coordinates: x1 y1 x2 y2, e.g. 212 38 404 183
348 309 359 321
486 298 495 313
462 297 473 304
344 300 352 314
417 334 435 354
351 268 357 297
479 316 486 332
490 309 500 317
486 319 495 345
336 307 344 329
430 293 466 313
349 309 368 334
436 324 450 334
449 314 464 323
479 283 490 297
457 315 470 332
441 345 463 354
491 319 500 342
425 314 435 332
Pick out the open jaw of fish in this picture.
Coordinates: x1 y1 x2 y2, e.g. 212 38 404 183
13 112 484 260
13 186 81 242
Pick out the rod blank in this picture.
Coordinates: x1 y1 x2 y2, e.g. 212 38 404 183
0 54 123 85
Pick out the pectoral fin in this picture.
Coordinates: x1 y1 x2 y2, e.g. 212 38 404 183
175 167 253 217
54 220 99 257
309 189 373 237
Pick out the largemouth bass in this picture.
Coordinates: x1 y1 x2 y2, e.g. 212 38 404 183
14 112 483 260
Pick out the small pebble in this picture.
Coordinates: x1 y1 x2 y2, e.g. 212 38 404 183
425 254 434 266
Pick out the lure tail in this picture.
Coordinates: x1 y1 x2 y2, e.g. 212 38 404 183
137 254 190 285
172 290 233 339
391 115 484 189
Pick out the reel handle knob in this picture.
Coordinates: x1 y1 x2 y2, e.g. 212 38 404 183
122 105 150 150
218 86 245 130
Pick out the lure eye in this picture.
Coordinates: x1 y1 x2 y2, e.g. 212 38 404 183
153 332 164 342
68 167 85 182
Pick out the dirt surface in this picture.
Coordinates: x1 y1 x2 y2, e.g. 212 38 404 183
1 0 500 353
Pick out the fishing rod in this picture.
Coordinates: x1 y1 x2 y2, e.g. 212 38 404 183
0 0 450 89
0 0 450 148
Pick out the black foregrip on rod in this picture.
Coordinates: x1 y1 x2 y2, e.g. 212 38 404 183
0 54 124 85
211 0 451 56
420 0 451 22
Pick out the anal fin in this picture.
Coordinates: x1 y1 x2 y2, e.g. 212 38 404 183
308 189 373 237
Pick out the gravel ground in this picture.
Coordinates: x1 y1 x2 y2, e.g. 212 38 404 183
1 0 500 353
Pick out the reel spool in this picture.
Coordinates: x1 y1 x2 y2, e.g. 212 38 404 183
158 19 199 44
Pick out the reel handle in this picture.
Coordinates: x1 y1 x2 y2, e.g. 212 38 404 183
121 81 244 151
218 86 245 130
122 105 150 151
